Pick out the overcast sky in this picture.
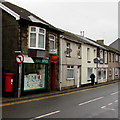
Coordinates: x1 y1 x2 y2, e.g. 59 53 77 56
6 0 118 45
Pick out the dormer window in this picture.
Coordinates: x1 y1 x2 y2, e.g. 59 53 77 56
29 26 46 50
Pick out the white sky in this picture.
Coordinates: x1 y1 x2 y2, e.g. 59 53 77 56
6 0 118 45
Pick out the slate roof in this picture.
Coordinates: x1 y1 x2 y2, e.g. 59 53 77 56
60 29 120 54
59 29 85 43
1 1 61 32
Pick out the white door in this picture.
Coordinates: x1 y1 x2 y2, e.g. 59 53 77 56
112 68 114 80
77 66 80 88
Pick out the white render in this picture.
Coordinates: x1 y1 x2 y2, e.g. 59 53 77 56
59 37 82 89
81 43 97 85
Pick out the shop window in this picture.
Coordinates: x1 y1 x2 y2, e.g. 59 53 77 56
103 69 106 79
24 64 45 91
109 68 112 77
67 65 74 79
98 69 102 80
29 26 46 50
49 35 55 49
115 68 119 76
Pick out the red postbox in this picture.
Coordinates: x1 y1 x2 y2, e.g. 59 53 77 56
4 73 14 92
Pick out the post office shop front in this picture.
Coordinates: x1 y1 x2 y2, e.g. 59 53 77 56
22 56 49 93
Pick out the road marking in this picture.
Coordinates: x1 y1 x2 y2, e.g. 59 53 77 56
111 91 119 95
79 97 103 106
101 106 115 111
1 82 118 107
114 100 118 103
108 103 113 106
101 106 106 109
30 110 60 120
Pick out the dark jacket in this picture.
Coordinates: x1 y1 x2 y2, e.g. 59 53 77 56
90 73 95 80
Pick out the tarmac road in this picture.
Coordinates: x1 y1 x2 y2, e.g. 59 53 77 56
2 82 119 119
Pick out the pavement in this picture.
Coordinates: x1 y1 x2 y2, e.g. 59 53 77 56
1 79 120 104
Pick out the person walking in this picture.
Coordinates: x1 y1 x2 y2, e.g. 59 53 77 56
90 73 95 85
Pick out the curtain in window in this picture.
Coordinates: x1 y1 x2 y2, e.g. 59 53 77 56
67 69 74 78
50 40 54 49
30 33 36 47
38 34 44 48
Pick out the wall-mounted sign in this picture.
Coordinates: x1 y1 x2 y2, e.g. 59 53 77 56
49 49 57 54
33 58 49 64
94 58 100 63
16 54 24 63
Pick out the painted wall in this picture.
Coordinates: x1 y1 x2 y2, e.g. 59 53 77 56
59 37 81 89
81 44 97 85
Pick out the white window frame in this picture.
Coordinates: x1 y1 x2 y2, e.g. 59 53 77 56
103 68 107 80
77 44 81 58
67 65 74 80
87 48 90 62
66 43 71 57
115 68 119 75
104 51 107 63
29 26 46 50
49 34 55 49
87 67 93 80
115 54 119 62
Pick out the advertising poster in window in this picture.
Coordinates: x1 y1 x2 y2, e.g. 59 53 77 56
23 64 45 91
24 74 45 91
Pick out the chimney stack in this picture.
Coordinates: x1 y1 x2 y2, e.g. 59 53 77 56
96 40 104 44
80 31 84 37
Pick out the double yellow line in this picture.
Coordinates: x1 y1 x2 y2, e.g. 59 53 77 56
0 82 118 107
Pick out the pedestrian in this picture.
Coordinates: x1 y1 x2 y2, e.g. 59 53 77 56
90 73 95 85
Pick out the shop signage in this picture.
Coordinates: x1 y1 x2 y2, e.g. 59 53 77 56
49 49 57 54
51 55 59 61
33 58 49 64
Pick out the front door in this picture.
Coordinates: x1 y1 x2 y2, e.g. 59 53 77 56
77 66 81 88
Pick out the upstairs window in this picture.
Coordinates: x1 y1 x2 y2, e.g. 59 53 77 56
77 44 81 58
66 43 71 57
109 53 111 62
104 51 108 63
49 35 55 49
29 26 46 50
87 48 90 63
112 54 114 62
115 54 119 62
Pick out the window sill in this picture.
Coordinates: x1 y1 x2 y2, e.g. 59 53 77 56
87 61 91 63
29 47 45 50
66 56 71 58
78 56 81 59
66 78 74 80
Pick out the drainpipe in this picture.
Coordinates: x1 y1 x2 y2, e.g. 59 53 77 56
59 35 63 91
